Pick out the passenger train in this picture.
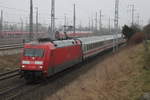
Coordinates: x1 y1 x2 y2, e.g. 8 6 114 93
20 34 125 80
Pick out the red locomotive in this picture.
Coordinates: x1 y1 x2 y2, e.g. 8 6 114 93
20 35 124 80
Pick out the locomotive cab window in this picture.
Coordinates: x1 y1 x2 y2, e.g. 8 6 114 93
24 48 44 57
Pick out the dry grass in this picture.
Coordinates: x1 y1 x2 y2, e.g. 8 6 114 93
141 42 150 93
129 32 145 45
46 44 145 100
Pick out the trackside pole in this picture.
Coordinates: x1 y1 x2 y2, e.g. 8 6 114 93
51 0 55 40
113 0 119 53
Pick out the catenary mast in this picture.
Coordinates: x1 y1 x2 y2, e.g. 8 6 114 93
113 0 119 52
51 0 55 40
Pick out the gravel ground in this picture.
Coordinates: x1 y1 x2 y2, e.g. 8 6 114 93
0 54 21 73
0 49 21 56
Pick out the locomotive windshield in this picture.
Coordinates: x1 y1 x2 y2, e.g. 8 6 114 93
24 48 44 57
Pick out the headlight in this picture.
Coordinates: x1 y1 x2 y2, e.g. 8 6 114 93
39 66 43 69
35 61 43 65
22 65 25 68
22 61 30 64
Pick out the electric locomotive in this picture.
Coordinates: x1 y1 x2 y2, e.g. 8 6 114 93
21 38 82 80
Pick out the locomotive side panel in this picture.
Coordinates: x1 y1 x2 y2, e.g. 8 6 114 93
52 45 82 74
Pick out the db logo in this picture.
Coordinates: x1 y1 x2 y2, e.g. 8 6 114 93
30 61 35 64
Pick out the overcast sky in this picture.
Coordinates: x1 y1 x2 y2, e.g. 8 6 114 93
0 0 150 28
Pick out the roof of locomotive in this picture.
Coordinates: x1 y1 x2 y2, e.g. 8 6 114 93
53 39 78 48
24 39 79 48
24 41 55 49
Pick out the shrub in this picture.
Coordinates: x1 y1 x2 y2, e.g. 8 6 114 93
129 32 145 44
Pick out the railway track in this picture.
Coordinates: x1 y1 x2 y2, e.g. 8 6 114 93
0 39 23 45
0 68 43 100
0 78 43 100
0 83 26 99
0 43 23 50
0 69 20 81
0 69 25 100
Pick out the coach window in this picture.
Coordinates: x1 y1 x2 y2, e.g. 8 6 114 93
86 45 87 51
100 42 103 46
93 43 94 48
90 43 93 49
87 44 88 50
88 44 90 50
84 45 86 51
85 45 87 51
90 44 91 49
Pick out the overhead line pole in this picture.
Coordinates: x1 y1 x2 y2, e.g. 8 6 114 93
64 14 67 32
51 0 55 40
73 4 76 33
29 0 33 41
20 17 23 32
0 10 3 37
36 7 39 34
95 12 98 32
108 17 111 33
137 13 140 25
99 10 102 32
114 0 119 52
131 4 135 26
91 17 94 32
88 17 91 31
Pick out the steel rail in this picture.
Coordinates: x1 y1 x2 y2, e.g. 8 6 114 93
0 44 23 50
0 84 25 96
0 69 20 81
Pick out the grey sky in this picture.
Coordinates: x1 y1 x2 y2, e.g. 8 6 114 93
0 0 150 28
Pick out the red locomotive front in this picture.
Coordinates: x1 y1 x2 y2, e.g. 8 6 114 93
21 42 55 80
